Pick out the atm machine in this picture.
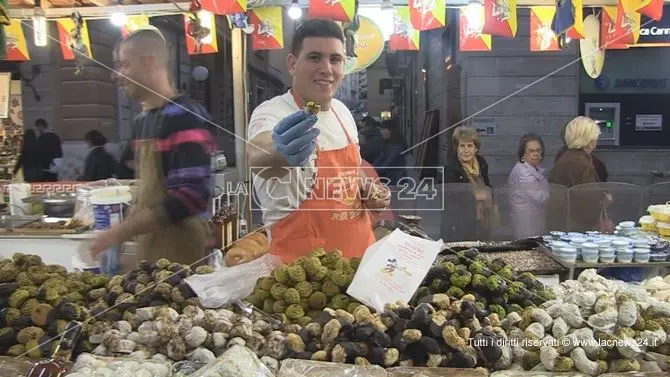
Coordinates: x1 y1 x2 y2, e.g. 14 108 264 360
585 103 620 146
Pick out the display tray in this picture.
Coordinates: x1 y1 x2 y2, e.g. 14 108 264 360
538 244 670 268
440 239 567 275
3 226 91 235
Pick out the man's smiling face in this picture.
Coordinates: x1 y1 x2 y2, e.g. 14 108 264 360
288 36 345 108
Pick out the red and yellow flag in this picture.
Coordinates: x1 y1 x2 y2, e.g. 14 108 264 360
308 0 356 22
637 0 663 21
459 8 491 51
249 7 284 50
121 15 151 38
530 6 559 51
566 0 584 39
184 11 218 55
389 6 420 50
409 0 446 31
4 20 29 61
200 0 247 15
56 18 92 60
483 0 517 37
600 5 628 49
614 0 640 45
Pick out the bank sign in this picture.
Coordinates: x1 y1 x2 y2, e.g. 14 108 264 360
637 6 670 46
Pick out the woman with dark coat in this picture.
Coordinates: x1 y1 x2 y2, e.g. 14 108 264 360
373 120 407 186
13 129 44 182
442 127 498 241
549 116 612 231
79 130 118 182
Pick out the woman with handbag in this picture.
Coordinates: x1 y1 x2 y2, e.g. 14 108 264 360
549 116 612 232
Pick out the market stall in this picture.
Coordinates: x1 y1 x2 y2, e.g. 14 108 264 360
0 222 669 376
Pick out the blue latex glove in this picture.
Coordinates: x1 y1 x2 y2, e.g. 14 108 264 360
272 110 319 167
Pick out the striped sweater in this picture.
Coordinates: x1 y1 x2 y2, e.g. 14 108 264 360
131 95 215 224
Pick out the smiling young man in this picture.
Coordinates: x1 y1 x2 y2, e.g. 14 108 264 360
247 19 389 263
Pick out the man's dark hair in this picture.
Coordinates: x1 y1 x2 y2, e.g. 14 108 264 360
35 118 48 129
291 19 345 56
85 129 108 147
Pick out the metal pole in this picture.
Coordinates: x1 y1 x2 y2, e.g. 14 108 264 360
231 27 251 227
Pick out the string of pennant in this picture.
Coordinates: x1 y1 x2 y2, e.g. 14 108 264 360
2 0 665 63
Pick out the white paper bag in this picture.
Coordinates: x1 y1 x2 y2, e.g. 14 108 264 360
346 229 443 313
185 254 280 308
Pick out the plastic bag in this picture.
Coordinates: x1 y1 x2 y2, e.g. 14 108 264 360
277 359 387 377
66 353 173 377
172 361 207 376
387 367 488 377
189 345 275 377
346 229 443 313
0 356 35 377
185 254 279 308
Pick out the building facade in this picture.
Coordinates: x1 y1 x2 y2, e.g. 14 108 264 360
380 9 670 186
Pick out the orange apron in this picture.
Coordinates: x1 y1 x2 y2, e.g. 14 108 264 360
269 93 375 263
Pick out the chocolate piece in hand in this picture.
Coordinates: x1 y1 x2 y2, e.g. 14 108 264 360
305 101 321 115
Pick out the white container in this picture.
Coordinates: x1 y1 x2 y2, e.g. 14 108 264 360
600 254 616 263
617 249 634 263
593 239 611 248
90 186 133 231
582 252 599 263
599 246 615 254
619 221 635 229
612 240 630 250
634 251 650 263
561 247 578 263
632 239 650 248
550 231 565 240
581 242 599 253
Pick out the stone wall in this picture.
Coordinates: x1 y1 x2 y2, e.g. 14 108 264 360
456 9 579 186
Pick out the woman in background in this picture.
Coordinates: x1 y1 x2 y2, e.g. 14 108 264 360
443 127 498 241
80 130 118 182
13 130 43 182
508 133 549 239
373 120 407 186
549 116 612 231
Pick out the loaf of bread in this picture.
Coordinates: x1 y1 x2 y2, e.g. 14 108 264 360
224 231 270 266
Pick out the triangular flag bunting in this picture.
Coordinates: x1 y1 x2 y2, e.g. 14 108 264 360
409 0 446 31
460 8 492 51
57 18 92 60
200 0 247 15
121 15 150 38
614 0 641 45
390 6 420 50
308 0 356 22
4 20 29 61
483 0 517 37
530 6 559 51
249 7 284 50
637 0 663 21
184 10 218 55
600 5 628 49
566 0 584 39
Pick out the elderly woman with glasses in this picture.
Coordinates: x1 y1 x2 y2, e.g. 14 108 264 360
508 133 549 239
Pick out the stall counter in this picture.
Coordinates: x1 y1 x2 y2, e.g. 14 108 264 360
0 231 138 271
